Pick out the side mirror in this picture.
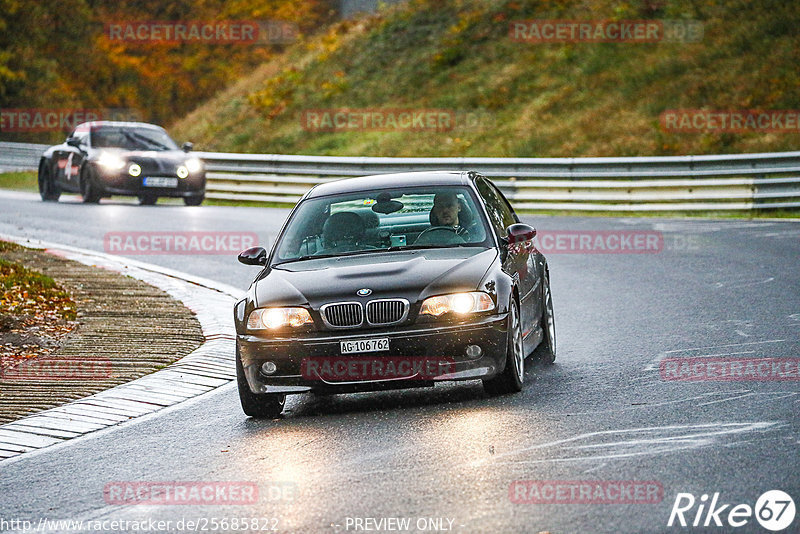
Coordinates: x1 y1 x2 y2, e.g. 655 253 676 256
182 142 194 153
66 137 81 147
505 223 536 245
238 246 267 266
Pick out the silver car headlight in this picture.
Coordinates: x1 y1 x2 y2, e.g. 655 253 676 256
185 157 203 174
97 152 126 171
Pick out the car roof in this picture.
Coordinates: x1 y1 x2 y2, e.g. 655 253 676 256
74 121 166 132
305 171 474 199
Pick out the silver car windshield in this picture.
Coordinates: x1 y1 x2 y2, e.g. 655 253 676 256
91 127 179 151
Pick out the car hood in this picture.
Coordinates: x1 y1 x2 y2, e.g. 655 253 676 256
254 247 497 309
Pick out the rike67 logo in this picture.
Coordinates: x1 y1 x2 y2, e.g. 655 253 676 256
668 490 796 531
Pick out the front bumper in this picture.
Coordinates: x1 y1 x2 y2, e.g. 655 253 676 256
238 313 509 395
94 169 205 198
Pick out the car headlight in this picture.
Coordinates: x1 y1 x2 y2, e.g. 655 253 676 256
184 157 203 174
128 163 141 177
419 292 495 317
176 165 189 179
247 307 313 330
97 152 126 171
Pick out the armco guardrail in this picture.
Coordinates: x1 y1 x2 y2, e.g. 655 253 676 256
196 150 800 211
0 141 49 172
1 142 798 211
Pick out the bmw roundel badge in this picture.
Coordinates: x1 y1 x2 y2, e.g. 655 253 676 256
357 288 372 297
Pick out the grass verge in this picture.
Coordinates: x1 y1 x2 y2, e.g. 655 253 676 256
0 171 37 192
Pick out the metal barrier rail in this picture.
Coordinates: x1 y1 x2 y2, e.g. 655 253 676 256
0 141 49 172
197 150 800 211
2 142 798 211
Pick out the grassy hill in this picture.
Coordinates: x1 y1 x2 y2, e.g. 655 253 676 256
170 0 800 158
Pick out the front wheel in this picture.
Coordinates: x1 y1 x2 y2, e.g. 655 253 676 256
534 271 556 364
80 167 101 203
183 194 204 206
483 298 524 395
236 349 286 418
38 164 61 202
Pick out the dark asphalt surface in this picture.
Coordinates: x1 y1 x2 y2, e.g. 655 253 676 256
0 190 799 534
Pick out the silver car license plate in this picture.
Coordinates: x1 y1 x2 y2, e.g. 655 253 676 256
340 338 389 354
143 177 178 188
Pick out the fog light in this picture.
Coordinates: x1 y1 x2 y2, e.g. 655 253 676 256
261 361 277 375
466 345 482 358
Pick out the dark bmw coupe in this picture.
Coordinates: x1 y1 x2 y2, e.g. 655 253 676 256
233 171 556 417
38 121 205 205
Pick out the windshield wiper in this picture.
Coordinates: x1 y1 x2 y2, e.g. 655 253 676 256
273 244 476 266
273 250 380 266
386 243 472 252
123 131 170 151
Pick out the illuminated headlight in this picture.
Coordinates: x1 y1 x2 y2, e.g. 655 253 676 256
128 163 141 177
176 165 189 179
419 292 495 317
247 307 313 330
185 158 203 174
97 152 126 171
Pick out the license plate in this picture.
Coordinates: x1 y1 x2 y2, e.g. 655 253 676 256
340 338 389 354
143 177 178 188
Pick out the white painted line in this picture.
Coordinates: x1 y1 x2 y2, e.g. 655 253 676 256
17 416 106 433
0 442 35 453
47 406 135 422
1 423 82 439
0 430 64 448
469 422 781 467
643 339 787 371
697 393 755 407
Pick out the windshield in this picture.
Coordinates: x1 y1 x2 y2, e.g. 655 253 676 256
273 186 492 265
90 126 179 151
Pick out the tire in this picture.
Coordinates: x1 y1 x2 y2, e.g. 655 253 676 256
483 297 524 395
236 348 286 418
534 271 556 364
138 194 158 205
183 194 204 206
38 163 61 202
80 167 101 203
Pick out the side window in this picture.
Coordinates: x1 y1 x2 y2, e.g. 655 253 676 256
476 178 516 238
488 180 519 225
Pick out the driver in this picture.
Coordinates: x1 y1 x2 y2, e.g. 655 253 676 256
431 192 469 236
